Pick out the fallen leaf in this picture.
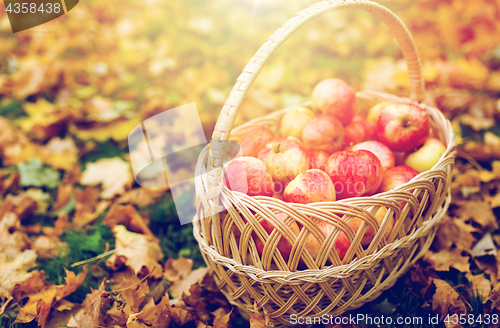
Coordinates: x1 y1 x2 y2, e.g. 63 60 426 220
454 200 498 230
42 137 79 170
0 250 37 301
117 187 167 208
32 235 68 259
0 212 30 258
73 186 100 227
249 303 272 328
471 233 497 258
80 157 133 199
67 280 111 328
11 267 84 328
111 268 149 311
466 273 491 300
164 257 195 282
434 215 477 251
106 225 164 278
163 298 194 326
126 297 171 328
432 279 467 318
17 158 60 189
212 308 232 328
169 267 209 299
424 248 470 273
103 204 157 241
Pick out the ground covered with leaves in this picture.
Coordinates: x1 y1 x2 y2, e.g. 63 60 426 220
1 0 500 327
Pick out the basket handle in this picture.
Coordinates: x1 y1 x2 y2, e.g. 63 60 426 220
206 0 424 197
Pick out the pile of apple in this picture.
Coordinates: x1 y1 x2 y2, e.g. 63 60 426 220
223 78 447 264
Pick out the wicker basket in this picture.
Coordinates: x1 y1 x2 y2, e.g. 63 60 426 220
193 1 457 326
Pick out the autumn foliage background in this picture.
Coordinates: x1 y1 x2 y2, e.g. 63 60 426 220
1 0 500 327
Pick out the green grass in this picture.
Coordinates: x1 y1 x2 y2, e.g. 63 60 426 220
36 220 115 304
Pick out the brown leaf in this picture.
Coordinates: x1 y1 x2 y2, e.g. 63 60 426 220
126 297 171 328
432 279 467 318
73 186 100 228
466 272 491 300
117 187 167 209
0 212 30 259
486 282 500 310
434 215 477 251
106 225 164 278
12 268 87 328
0 250 37 301
454 200 498 230
212 308 232 328
80 157 133 199
423 248 470 273
111 268 149 311
67 280 111 328
53 184 73 213
32 235 68 259
249 303 272 328
164 257 194 282
163 298 194 326
104 204 157 241
169 267 209 299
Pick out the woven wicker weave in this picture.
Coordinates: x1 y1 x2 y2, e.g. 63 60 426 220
193 1 457 326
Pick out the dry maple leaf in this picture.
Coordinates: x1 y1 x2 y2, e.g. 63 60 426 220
103 204 157 241
0 250 37 302
111 268 149 312
106 225 164 278
164 257 195 282
73 186 100 227
42 137 79 170
423 248 470 273
249 303 272 328
67 280 111 328
0 212 30 259
169 267 209 299
12 268 87 328
212 307 232 328
117 187 167 208
32 235 68 259
466 272 491 300
163 298 194 326
80 157 133 199
432 279 467 319
454 200 498 230
126 297 172 328
434 215 477 251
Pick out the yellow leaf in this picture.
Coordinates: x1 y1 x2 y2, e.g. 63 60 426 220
106 225 164 278
71 117 142 142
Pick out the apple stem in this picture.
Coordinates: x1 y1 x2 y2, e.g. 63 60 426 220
272 143 280 153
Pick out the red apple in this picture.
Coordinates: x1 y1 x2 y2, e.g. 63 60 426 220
377 165 419 193
302 115 344 153
343 114 375 147
304 221 350 262
254 213 300 261
352 140 395 172
312 78 356 125
376 103 430 152
347 206 394 247
367 102 391 125
258 136 308 183
308 150 330 172
223 157 274 197
239 126 276 158
280 106 316 140
326 150 383 199
284 169 336 204
404 138 446 172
